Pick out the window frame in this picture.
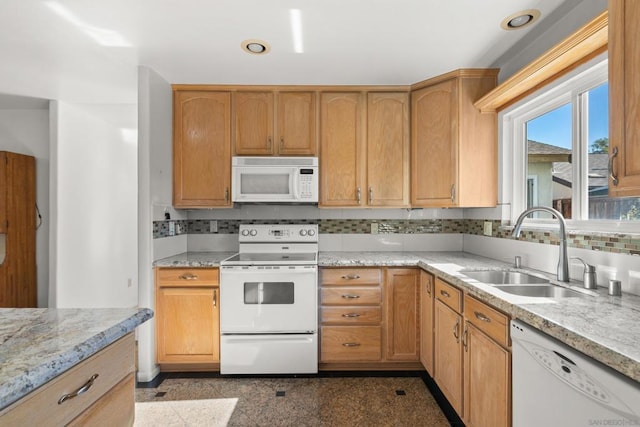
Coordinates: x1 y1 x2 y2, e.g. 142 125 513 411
500 54 640 233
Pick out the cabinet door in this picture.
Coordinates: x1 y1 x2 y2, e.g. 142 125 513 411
367 93 410 207
277 92 317 155
420 271 435 376
156 287 220 363
173 91 232 207
609 0 640 196
385 269 419 361
0 152 6 233
434 300 463 415
463 323 511 427
411 79 458 207
319 92 366 206
235 92 274 155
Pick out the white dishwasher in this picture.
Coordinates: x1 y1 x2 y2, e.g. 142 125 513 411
511 320 640 427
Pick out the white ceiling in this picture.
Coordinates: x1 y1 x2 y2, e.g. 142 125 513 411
0 0 580 104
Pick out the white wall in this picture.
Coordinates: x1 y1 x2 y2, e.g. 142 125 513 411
0 107 50 307
50 101 138 308
138 66 180 382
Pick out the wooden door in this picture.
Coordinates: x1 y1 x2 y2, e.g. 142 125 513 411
419 271 435 376
156 287 219 363
367 93 410 207
463 323 511 427
609 0 640 196
319 92 366 207
385 268 419 361
434 300 463 415
411 79 458 207
277 92 317 155
235 92 274 155
173 91 232 207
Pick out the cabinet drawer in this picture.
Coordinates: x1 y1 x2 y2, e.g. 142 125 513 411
321 287 382 305
321 306 382 324
464 295 510 348
321 268 382 286
0 334 134 426
157 268 219 287
321 326 381 361
435 278 462 313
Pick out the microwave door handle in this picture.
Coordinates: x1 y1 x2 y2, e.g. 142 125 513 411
292 170 299 199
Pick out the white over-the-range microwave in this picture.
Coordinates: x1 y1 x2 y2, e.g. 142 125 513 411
231 156 319 203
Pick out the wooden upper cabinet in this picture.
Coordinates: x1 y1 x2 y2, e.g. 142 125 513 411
235 91 316 156
278 92 317 155
367 93 410 207
320 92 366 207
609 0 640 196
411 70 498 208
173 91 232 208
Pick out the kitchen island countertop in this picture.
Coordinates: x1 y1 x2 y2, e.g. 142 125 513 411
153 250 640 383
0 307 153 410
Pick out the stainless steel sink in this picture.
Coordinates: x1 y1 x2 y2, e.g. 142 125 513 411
494 285 581 298
462 270 549 285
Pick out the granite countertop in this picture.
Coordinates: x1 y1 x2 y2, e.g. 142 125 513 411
153 250 640 383
0 308 153 411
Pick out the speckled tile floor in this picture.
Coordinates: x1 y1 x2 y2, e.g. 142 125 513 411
135 375 451 426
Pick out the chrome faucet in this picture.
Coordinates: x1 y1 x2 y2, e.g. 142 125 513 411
512 206 569 282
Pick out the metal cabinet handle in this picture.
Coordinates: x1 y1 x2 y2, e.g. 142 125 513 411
440 290 450 298
280 137 284 150
225 188 229 202
341 294 360 299
369 187 373 202
213 289 217 307
267 137 272 150
453 319 460 343
450 184 456 202
474 311 491 323
341 274 361 280
342 342 361 347
462 325 468 351
178 273 198 280
426 282 432 296
342 313 361 318
58 374 99 404
356 187 361 204
608 146 619 186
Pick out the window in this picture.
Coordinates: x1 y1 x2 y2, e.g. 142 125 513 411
504 56 640 228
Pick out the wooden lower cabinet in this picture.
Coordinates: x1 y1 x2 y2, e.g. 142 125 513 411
419 271 435 375
434 299 464 415
155 268 220 370
385 268 419 361
0 334 135 426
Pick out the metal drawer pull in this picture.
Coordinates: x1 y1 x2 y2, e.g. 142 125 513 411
440 290 450 298
608 146 619 186
341 294 360 299
342 313 361 318
58 374 99 404
342 342 361 347
178 273 198 280
341 274 361 280
474 311 491 323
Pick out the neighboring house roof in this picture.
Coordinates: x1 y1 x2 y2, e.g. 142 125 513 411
527 140 572 163
552 153 609 189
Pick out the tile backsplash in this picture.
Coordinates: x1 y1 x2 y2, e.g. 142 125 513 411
153 218 640 257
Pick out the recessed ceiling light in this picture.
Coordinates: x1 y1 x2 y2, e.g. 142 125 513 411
241 39 271 55
501 9 541 31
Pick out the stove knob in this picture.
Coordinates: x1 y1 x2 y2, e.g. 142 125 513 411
299 229 308 236
308 229 316 236
241 229 249 236
249 229 257 236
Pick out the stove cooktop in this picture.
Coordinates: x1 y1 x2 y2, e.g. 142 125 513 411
221 252 317 266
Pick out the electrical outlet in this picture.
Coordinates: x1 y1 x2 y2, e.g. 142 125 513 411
169 221 175 236
371 222 379 234
210 220 218 233
483 221 493 236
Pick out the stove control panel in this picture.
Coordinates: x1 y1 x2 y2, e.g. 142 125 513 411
238 224 318 243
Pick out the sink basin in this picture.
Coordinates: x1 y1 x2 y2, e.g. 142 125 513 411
494 285 581 298
462 270 549 285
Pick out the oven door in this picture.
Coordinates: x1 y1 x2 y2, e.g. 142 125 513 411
220 265 317 333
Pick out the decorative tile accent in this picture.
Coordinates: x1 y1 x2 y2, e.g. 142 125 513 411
151 218 640 257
